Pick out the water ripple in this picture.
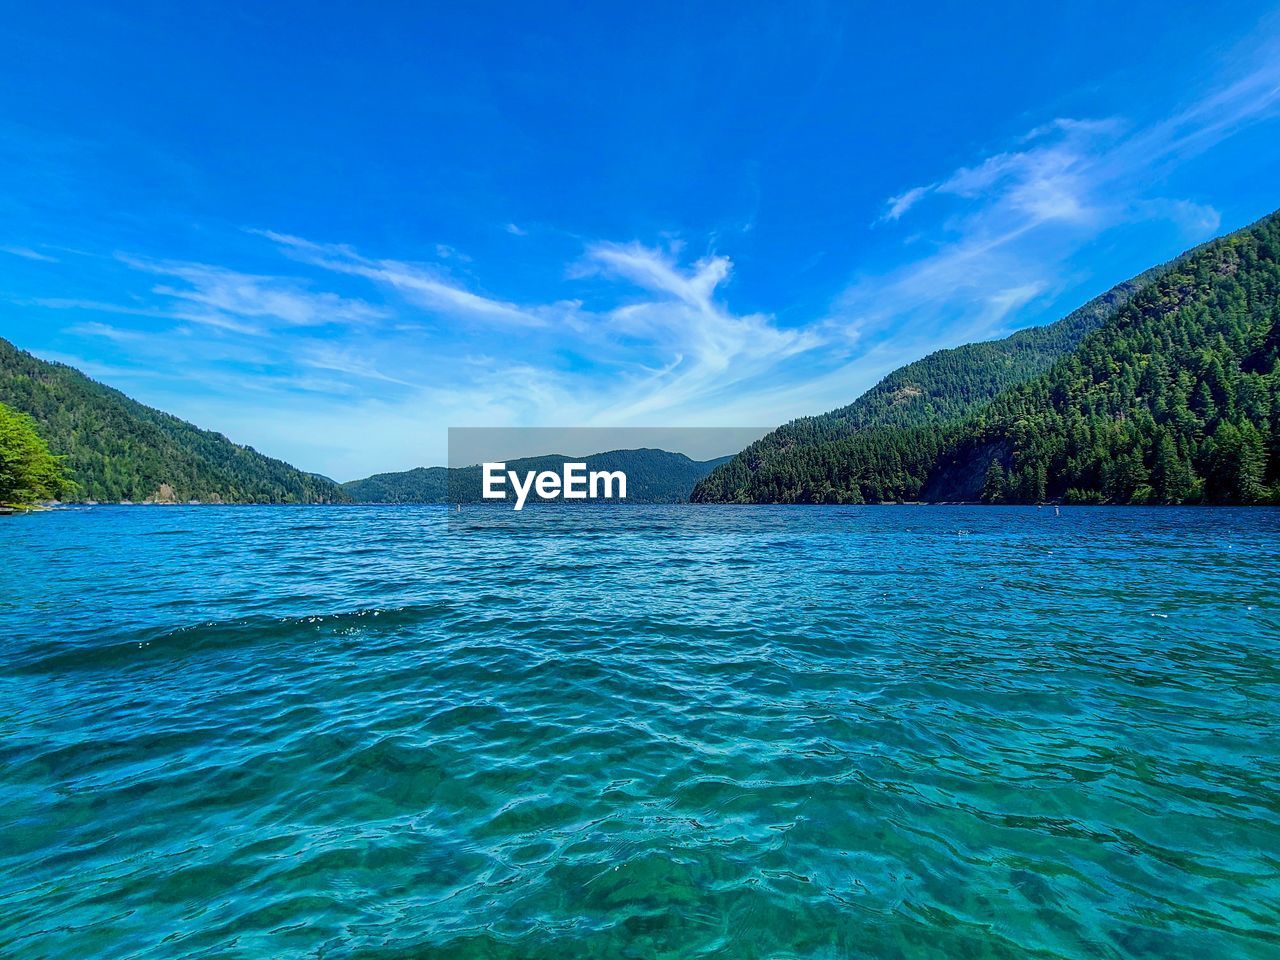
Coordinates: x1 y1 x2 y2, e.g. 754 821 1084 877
1 505 1278 958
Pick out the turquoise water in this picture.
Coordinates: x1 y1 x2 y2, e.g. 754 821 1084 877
2 505 1278 959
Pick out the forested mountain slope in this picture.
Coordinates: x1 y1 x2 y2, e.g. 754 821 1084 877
692 257 1180 503
934 211 1280 505
0 338 347 503
775 264 1173 445
693 209 1280 504
342 467 449 503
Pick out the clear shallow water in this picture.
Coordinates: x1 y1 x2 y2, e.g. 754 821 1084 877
2 505 1278 959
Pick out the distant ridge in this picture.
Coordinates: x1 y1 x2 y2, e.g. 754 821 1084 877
748 260 1175 446
0 338 348 503
343 449 731 503
694 209 1280 505
342 466 449 503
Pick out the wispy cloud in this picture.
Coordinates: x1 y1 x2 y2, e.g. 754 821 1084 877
879 186 930 223
1 245 59 262
21 227 834 470
118 255 389 333
296 343 417 387
261 232 830 425
1122 48 1280 167
14 33 1280 479
579 242 823 420
846 45 1280 351
261 231 553 327
66 321 149 342
1133 198 1222 235
22 297 173 318
882 117 1121 230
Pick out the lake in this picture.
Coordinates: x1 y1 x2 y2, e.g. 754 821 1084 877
2 505 1278 958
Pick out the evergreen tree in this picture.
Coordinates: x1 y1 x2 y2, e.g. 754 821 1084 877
1152 432 1194 503
981 461 1006 504
1204 422 1267 504
0 402 68 506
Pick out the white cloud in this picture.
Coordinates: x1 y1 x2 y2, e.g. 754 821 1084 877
25 297 171 317
875 118 1113 234
587 242 732 309
19 39 1280 479
849 49 1280 350
980 282 1048 330
247 231 830 429
117 255 388 333
26 227 836 472
296 343 417 386
576 241 825 422
261 230 552 327
1 245 59 262
66 321 148 342
434 243 471 261
1133 198 1222 235
1125 48 1280 166
879 186 931 223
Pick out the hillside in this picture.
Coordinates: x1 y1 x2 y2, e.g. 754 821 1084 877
931 210 1280 504
342 467 449 503
692 260 1178 503
693 209 1280 505
0 338 348 503
703 259 1181 497
344 449 731 503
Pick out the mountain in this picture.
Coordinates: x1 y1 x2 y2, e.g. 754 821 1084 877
343 449 732 503
0 338 348 503
342 466 449 503
691 259 1179 504
694 209 1280 505
929 210 1280 505
765 265 1176 444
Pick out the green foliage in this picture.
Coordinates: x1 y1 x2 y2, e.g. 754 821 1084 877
981 461 1006 504
0 401 68 505
343 466 450 503
947 211 1280 505
0 338 347 503
695 210 1280 506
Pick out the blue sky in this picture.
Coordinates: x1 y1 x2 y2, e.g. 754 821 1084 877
3 2 1280 479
